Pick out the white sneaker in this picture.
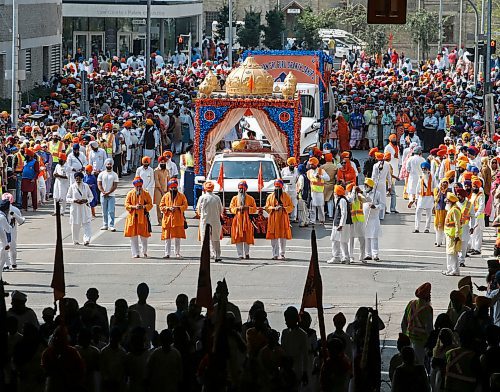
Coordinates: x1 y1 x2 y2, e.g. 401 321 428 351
327 258 340 264
109 227 116 232
100 226 108 231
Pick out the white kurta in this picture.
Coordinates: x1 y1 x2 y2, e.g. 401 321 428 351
415 174 437 209
66 182 94 225
66 152 89 184
53 164 70 201
309 168 330 207
121 128 133 160
331 197 350 243
384 143 400 177
405 156 425 195
371 161 392 197
197 193 223 240
135 166 155 197
363 189 382 238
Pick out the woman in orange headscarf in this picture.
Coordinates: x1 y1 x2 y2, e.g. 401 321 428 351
336 152 357 186
336 113 350 152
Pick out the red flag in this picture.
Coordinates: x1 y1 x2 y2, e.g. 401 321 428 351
196 224 213 314
50 202 65 301
217 163 224 190
314 60 327 90
301 230 327 351
257 162 264 192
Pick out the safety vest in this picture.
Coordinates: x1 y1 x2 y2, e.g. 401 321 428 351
307 168 325 193
14 152 24 172
419 175 433 196
444 205 462 237
50 141 61 163
405 299 432 343
460 199 472 226
351 197 365 223
445 348 476 389
472 192 484 220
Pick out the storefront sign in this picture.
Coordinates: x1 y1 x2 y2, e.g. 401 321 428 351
132 19 146 25
287 8 301 14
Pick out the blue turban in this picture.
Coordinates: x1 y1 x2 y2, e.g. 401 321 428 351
73 143 80 150
297 164 306 175
420 161 431 170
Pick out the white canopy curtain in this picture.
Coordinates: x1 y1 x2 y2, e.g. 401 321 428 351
204 107 290 170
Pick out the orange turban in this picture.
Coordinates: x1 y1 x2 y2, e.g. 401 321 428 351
341 151 350 159
141 156 151 164
463 172 473 180
369 147 378 157
472 179 482 188
334 185 345 196
324 153 333 162
163 150 173 158
158 156 167 163
85 165 93 173
203 181 215 192
389 134 397 142
384 152 391 161
437 149 447 157
287 157 297 166
375 152 384 161
346 183 355 192
444 170 455 181
308 157 319 166
59 153 67 161
25 148 35 157
124 120 133 128
458 155 469 163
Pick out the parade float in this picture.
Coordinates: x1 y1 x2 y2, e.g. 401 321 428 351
193 56 302 236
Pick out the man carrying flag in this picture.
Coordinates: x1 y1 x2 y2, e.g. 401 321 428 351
229 181 257 259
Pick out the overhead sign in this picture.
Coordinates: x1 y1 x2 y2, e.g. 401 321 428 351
132 19 146 25
287 8 301 13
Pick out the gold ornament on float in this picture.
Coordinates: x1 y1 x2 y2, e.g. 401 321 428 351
225 57 274 96
197 71 219 98
281 72 298 99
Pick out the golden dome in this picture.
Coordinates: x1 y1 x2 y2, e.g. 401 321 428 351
225 57 274 96
281 72 298 99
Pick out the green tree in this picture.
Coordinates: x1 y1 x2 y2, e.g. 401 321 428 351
294 8 321 49
405 9 439 59
215 5 230 41
237 9 262 49
262 7 285 49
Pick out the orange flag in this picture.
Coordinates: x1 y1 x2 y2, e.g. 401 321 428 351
196 224 213 314
50 202 65 302
247 75 255 93
301 229 327 351
217 163 224 190
257 162 264 192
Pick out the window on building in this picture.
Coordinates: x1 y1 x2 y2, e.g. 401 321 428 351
443 16 455 44
50 45 61 77
205 11 218 36
25 49 31 73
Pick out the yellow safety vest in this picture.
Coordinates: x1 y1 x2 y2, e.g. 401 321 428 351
50 141 61 163
472 192 484 220
460 199 472 226
405 299 432 343
307 169 325 193
445 348 476 388
444 205 462 237
351 198 365 223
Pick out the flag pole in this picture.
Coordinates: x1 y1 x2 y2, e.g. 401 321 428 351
313 229 327 353
51 201 66 321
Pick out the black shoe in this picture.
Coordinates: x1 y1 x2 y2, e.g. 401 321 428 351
1 280 9 285
373 257 380 261
424 229 429 233
413 229 420 233
2 266 9 272
245 255 250 259
12 264 17 269
391 210 399 214
364 256 372 261
460 262 466 267
215 258 222 263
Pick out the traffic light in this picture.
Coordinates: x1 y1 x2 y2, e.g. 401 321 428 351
367 0 407 24
491 40 496 55
178 36 184 50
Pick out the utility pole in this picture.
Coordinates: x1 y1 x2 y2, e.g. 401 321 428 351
228 0 233 66
10 0 18 125
458 0 463 50
464 0 479 86
438 0 443 55
146 0 151 81
484 0 493 136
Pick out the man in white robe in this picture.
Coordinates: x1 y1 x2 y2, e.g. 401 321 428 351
197 181 223 262
328 185 351 264
281 157 299 221
1 193 24 270
363 178 382 261
135 156 155 198
66 144 88 185
371 152 392 220
414 161 436 233
52 154 70 216
406 146 425 208
66 172 93 245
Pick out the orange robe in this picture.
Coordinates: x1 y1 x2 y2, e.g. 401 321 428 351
160 192 188 240
336 160 357 185
265 192 294 240
124 189 153 238
229 194 257 244
338 117 350 152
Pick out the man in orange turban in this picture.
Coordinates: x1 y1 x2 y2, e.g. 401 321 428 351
159 179 188 258
281 157 298 221
401 282 433 364
371 151 392 219
327 185 352 264
229 181 257 259
321 153 337 219
307 157 330 224
154 156 171 225
124 177 153 258
265 179 294 260
197 181 223 262
469 178 485 256
135 156 155 201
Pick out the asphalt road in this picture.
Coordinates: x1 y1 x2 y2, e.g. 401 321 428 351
3 159 495 389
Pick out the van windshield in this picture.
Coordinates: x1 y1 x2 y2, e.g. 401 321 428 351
301 95 315 117
209 161 277 181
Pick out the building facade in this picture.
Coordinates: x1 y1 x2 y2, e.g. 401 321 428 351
0 0 62 100
62 0 203 59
